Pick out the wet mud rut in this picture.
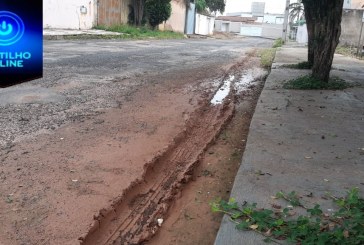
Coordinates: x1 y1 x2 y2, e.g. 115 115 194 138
0 46 268 245
81 53 267 245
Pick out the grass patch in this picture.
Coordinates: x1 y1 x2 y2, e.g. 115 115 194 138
283 75 351 90
282 61 312 70
94 25 185 40
272 38 284 48
335 46 355 56
335 46 364 60
211 188 364 244
259 48 277 69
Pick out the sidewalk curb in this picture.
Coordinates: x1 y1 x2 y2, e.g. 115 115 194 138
214 47 364 245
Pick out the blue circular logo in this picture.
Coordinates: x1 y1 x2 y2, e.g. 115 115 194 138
0 11 25 46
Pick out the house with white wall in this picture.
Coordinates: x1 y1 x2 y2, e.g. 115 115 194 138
160 0 214 36
44 0 97 29
215 16 256 33
44 0 131 30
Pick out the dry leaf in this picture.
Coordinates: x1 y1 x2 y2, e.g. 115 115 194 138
343 230 349 238
249 224 259 230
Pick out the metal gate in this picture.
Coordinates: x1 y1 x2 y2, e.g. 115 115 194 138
97 0 130 26
185 3 195 34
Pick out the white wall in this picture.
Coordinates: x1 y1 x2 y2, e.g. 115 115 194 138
228 22 240 32
344 0 352 8
296 24 308 44
44 0 97 29
240 25 262 36
240 23 282 38
195 14 215 35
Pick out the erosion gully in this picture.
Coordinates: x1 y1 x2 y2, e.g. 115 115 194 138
80 53 267 245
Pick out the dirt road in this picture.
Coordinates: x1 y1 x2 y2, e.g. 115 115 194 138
0 38 271 244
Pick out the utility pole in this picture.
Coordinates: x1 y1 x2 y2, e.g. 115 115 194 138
356 12 364 57
282 0 290 43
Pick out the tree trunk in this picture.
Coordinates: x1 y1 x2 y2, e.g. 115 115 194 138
302 0 344 82
133 0 145 26
303 3 314 67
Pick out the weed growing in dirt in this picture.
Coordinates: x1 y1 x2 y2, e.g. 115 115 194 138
259 49 277 69
335 46 356 57
211 188 364 244
283 75 352 90
94 25 185 40
272 38 284 48
282 61 312 70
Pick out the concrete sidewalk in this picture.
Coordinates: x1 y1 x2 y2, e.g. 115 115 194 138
215 47 364 244
43 28 122 40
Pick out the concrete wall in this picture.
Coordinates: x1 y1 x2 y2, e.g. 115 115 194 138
195 14 215 35
44 0 97 29
214 21 241 33
261 23 283 38
240 23 282 38
344 0 352 9
296 24 308 44
159 0 186 33
240 25 262 36
351 0 364 9
215 20 222 31
341 9 364 46
230 22 241 33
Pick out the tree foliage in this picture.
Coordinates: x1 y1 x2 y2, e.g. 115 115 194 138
205 0 225 14
146 0 172 28
195 0 207 13
289 0 304 24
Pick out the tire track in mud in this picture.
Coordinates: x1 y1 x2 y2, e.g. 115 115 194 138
79 56 256 245
80 101 234 245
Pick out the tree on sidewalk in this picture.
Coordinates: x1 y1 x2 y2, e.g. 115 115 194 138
302 0 344 82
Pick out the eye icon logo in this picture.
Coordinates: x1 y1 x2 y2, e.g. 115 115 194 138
0 11 25 46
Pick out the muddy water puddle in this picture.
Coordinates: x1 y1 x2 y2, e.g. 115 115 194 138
210 75 235 105
148 64 266 245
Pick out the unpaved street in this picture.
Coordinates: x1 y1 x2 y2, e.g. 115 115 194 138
0 38 271 244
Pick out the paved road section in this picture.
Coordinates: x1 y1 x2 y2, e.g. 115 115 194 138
215 48 364 244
